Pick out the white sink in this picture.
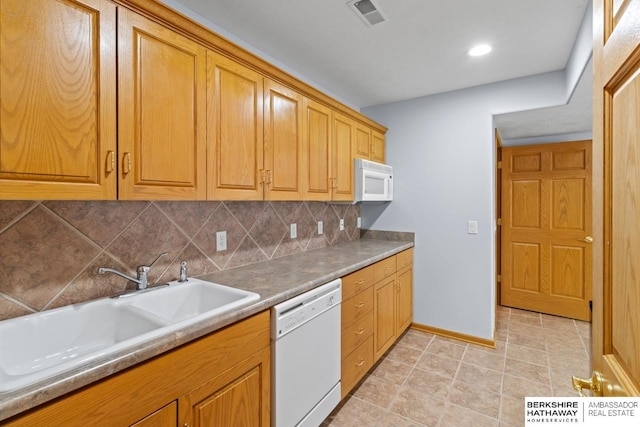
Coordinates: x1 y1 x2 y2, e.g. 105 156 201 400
130 280 261 323
0 279 259 392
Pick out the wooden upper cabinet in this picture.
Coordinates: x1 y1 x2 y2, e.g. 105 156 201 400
207 52 264 200
264 80 304 200
354 123 371 160
371 130 385 163
332 112 355 201
303 98 332 201
0 0 117 199
118 8 207 200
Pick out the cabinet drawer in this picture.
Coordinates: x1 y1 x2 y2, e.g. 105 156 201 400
341 335 373 399
342 311 373 357
342 286 373 327
373 256 396 283
342 265 374 300
396 248 413 271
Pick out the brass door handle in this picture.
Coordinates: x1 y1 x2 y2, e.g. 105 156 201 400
572 371 603 397
355 359 365 367
355 302 365 308
123 152 132 175
355 328 365 335
581 236 594 244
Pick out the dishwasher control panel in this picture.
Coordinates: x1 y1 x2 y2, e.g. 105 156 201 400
272 279 342 339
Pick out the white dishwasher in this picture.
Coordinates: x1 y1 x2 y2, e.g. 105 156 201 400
271 278 342 427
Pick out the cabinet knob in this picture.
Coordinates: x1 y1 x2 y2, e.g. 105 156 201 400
355 328 365 335
355 359 365 367
106 151 115 173
355 302 365 308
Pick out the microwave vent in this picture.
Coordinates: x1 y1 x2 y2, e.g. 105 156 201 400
360 159 393 174
347 0 388 27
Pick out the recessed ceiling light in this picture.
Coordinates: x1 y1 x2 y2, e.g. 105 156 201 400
468 44 492 57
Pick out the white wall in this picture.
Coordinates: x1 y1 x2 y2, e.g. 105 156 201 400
361 72 571 340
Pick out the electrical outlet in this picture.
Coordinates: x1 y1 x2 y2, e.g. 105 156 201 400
468 220 478 234
290 223 297 239
357 216 361 228
339 218 345 231
317 220 323 235
216 230 227 251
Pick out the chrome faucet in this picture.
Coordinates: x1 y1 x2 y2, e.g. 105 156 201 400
98 252 169 290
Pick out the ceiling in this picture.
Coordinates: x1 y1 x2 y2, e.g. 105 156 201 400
169 0 592 139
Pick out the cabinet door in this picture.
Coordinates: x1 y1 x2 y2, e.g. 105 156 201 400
303 98 332 200
207 51 264 200
178 347 270 427
353 123 371 159
374 276 397 360
130 402 177 427
0 0 117 199
371 130 386 163
332 112 355 201
264 80 303 200
396 265 413 334
118 9 207 200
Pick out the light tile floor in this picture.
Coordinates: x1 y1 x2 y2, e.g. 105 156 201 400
323 306 591 427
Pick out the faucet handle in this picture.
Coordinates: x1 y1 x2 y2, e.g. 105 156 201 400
148 251 169 269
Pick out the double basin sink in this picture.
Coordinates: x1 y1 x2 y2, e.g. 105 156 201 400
0 279 259 392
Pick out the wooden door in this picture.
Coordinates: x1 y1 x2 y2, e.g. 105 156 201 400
501 141 592 321
396 265 413 334
264 80 303 200
118 9 207 200
303 98 332 200
371 130 386 163
178 348 270 426
0 0 117 199
586 0 640 397
332 112 355 201
374 276 396 360
353 122 371 159
207 52 264 200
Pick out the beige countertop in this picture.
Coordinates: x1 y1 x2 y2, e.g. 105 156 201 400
0 238 413 421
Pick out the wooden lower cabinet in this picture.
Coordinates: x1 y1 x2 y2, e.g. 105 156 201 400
340 248 413 396
6 311 270 427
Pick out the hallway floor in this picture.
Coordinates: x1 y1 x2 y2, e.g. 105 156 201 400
323 306 591 427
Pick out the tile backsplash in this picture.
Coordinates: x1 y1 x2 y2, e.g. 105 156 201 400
0 200 360 321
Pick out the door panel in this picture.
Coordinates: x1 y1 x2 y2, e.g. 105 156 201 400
264 80 303 200
303 98 332 200
588 0 640 397
0 0 116 199
332 113 354 201
118 8 206 199
501 141 592 320
207 52 264 200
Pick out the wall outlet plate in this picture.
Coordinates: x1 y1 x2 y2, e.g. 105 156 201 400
317 220 323 235
216 230 227 251
339 219 345 231
357 216 361 228
290 223 297 239
468 220 478 234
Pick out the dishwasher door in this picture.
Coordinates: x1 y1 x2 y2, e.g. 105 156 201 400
272 279 341 427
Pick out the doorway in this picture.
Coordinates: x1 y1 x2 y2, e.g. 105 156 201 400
499 140 592 321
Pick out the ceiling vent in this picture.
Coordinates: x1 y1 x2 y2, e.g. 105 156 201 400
348 0 388 27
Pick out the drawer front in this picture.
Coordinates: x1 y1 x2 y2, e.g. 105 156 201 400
341 311 373 357
396 248 413 271
341 335 374 399
373 256 396 283
342 265 374 300
341 286 373 327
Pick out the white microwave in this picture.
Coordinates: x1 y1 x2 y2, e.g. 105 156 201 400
354 158 393 202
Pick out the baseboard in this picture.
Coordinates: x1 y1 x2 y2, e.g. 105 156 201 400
410 322 495 348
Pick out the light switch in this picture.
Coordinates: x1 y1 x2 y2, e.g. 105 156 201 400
317 221 323 235
290 223 297 239
339 219 345 231
468 221 478 234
